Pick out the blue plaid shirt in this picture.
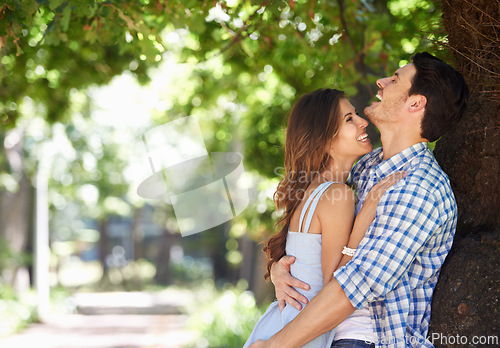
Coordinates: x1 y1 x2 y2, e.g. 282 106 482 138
334 142 457 348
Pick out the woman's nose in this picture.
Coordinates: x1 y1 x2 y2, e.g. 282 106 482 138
357 116 369 128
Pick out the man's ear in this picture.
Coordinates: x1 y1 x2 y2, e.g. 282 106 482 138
408 95 426 113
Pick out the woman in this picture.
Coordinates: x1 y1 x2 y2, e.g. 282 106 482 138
243 89 404 348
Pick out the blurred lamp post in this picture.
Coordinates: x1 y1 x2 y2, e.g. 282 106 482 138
34 144 50 319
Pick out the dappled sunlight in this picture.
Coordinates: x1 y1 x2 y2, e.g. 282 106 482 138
2 0 494 346
56 260 102 288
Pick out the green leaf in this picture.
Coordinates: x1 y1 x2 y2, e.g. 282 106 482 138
49 0 64 10
23 0 39 13
60 6 72 32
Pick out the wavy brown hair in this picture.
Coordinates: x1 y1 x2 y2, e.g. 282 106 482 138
263 88 346 280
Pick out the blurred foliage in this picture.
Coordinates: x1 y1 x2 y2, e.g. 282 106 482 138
95 258 158 291
187 279 265 348
48 112 130 221
55 257 159 291
1 0 444 157
0 0 154 125
0 0 449 283
0 285 38 338
0 237 31 274
170 256 214 285
0 0 446 234
0 237 17 273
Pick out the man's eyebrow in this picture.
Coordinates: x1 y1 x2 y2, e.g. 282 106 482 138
394 72 400 80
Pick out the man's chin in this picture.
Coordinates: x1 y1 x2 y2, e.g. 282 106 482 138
363 108 375 122
366 100 380 109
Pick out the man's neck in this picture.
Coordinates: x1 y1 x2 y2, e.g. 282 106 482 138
380 130 427 161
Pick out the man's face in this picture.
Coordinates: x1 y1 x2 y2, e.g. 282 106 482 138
364 63 417 125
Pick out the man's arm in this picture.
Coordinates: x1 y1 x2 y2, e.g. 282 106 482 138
251 279 355 348
262 182 444 348
270 172 407 308
335 183 442 308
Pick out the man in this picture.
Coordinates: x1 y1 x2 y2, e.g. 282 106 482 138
249 52 469 348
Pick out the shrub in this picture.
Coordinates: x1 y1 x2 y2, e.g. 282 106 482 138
187 280 267 348
0 285 38 338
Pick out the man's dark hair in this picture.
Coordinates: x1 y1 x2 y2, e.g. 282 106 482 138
409 52 469 142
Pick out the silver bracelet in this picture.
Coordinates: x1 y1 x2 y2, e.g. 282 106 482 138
342 246 356 257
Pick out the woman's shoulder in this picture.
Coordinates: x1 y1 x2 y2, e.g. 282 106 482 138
324 181 354 194
314 182 355 232
316 182 355 211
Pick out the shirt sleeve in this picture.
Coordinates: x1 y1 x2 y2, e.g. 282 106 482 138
334 183 442 309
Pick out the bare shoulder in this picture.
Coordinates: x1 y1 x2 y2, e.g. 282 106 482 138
317 183 355 213
315 183 355 236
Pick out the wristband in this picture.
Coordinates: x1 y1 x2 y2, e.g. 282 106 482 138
342 246 356 257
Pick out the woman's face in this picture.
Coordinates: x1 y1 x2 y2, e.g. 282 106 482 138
329 98 373 159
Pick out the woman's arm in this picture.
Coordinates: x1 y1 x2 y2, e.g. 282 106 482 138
335 171 407 269
270 172 406 308
316 184 355 285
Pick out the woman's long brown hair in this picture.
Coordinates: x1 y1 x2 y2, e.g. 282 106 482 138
263 88 345 280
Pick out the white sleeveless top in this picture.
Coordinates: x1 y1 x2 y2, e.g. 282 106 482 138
334 307 373 342
244 182 339 348
290 182 373 344
244 182 373 348
283 181 340 347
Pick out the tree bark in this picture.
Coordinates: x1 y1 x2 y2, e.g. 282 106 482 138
435 0 500 231
131 207 143 261
98 217 109 276
0 129 33 292
0 174 32 290
153 228 174 285
430 1 500 345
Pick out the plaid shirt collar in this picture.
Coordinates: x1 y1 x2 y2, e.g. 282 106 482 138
370 142 428 180
354 142 429 212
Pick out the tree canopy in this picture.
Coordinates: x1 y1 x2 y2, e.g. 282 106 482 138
1 0 444 173
0 0 455 250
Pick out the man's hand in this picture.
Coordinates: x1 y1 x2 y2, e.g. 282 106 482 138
271 255 310 311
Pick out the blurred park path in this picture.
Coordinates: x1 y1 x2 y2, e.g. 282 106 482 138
0 290 196 348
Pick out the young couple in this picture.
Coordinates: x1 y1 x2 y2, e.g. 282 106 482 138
244 52 469 348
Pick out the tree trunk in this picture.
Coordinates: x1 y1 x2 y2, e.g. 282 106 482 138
0 129 33 292
430 1 499 345
153 228 174 285
435 0 500 231
98 217 109 277
131 207 143 261
0 174 32 291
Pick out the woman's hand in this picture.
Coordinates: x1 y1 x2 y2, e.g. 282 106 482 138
336 171 408 270
249 339 268 347
271 256 310 311
364 171 407 207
